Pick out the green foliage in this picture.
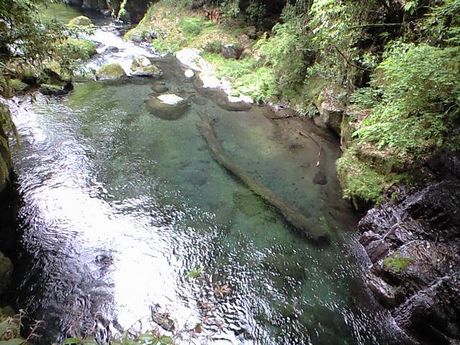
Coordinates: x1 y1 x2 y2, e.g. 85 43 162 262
353 43 460 159
204 53 276 101
383 254 412 273
256 19 308 91
307 0 376 85
0 0 67 65
179 17 205 36
422 0 460 46
220 0 240 19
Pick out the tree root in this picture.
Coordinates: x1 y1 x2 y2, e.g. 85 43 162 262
198 112 331 244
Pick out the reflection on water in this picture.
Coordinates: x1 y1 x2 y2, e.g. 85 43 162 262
10 19 400 345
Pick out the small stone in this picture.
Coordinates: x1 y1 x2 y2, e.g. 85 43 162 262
131 55 162 78
184 69 194 78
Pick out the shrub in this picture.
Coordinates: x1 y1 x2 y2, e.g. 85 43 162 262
179 17 204 36
353 43 460 159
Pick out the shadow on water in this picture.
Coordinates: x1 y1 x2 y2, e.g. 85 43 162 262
6 9 405 345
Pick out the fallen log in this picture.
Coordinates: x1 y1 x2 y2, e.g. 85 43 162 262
198 112 331 244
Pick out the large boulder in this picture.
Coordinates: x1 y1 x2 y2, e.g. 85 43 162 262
146 94 190 120
96 63 127 81
0 252 13 295
130 56 163 78
314 84 346 136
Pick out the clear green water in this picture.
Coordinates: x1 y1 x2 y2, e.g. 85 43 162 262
10 7 399 344
12 75 398 344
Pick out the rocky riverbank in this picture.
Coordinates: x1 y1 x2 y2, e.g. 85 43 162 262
358 165 460 344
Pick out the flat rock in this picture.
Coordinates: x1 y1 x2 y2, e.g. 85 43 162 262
146 94 189 120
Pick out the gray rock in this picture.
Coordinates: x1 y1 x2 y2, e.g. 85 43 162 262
221 44 243 60
367 273 398 307
314 85 346 135
365 239 390 263
130 55 163 78
358 178 460 344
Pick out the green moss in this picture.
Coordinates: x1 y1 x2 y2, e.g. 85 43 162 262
96 63 127 80
68 16 93 27
383 254 412 273
337 149 394 204
9 79 28 92
59 38 97 60
179 17 205 36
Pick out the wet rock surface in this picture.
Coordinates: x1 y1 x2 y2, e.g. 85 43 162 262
358 179 460 344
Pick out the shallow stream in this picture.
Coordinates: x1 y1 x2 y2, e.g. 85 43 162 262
7 7 399 345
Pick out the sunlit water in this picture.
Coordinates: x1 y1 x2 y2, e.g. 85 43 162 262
8 8 401 345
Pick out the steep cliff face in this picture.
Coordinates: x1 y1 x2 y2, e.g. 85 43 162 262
358 174 460 344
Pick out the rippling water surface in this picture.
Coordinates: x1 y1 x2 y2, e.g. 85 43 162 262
9 9 399 345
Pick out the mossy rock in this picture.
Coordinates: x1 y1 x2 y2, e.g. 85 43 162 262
131 55 163 78
39 83 71 96
68 16 93 26
5 60 39 83
9 79 28 92
60 38 97 60
336 149 387 205
96 63 127 81
42 60 72 83
0 252 13 295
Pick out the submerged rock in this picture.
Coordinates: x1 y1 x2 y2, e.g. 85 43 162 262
146 94 190 120
313 171 327 185
96 63 127 81
0 252 13 295
130 55 163 78
151 81 169 94
358 179 460 344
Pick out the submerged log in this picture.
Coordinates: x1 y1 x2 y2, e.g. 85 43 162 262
198 112 331 244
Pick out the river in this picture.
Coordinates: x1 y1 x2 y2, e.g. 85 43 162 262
6 5 400 345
